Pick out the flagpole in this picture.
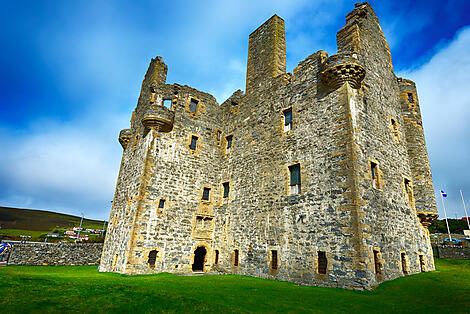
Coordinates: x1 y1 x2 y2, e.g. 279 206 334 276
440 191 452 243
460 189 470 230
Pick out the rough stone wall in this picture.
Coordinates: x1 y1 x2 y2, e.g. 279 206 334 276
100 2 438 289
433 245 470 259
8 243 103 266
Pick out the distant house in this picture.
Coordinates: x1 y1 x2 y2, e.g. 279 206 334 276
462 217 470 222
65 230 75 235
47 233 59 238
86 228 94 233
73 227 83 232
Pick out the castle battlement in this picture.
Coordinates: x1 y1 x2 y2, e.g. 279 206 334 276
100 2 438 290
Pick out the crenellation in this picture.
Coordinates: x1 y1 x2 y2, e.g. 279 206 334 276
100 2 438 289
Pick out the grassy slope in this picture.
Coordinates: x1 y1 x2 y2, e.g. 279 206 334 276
0 259 468 313
0 206 104 232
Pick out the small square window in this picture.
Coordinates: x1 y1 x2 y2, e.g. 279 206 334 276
189 98 199 113
202 187 211 201
158 199 165 209
231 101 238 106
163 99 172 109
190 136 198 150
283 108 292 132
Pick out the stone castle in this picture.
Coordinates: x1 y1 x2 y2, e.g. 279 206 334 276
99 2 439 289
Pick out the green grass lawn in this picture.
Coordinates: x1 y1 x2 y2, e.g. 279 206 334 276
0 259 468 313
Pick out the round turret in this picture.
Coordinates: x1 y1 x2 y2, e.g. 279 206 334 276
141 106 174 133
118 129 133 149
321 52 365 90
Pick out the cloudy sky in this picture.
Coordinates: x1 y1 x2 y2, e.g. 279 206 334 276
1 0 469 221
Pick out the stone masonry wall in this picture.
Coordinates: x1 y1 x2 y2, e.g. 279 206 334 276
434 245 470 259
8 243 103 266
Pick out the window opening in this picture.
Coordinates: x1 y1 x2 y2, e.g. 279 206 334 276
226 135 233 154
223 182 230 198
419 255 425 272
216 130 222 142
373 250 381 274
231 101 238 106
189 98 199 113
283 108 293 132
214 250 219 265
271 250 278 270
148 250 158 268
189 135 198 151
158 199 165 209
289 164 301 195
404 178 413 207
233 249 239 266
371 162 380 189
407 93 414 103
202 187 211 201
196 216 203 228
163 98 172 109
401 253 408 275
203 217 212 229
318 251 327 274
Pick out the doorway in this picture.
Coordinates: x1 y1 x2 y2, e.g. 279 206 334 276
192 246 207 272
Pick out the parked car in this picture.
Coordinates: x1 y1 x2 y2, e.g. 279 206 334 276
444 238 461 244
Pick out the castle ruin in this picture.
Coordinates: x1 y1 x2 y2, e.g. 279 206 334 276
99 2 439 289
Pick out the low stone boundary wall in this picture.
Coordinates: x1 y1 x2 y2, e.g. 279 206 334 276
433 245 470 259
8 243 103 266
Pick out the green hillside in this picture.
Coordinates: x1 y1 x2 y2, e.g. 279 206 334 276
0 206 105 232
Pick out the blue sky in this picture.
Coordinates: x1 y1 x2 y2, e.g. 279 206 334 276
1 0 469 221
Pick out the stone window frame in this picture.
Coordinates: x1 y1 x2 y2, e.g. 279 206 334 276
406 91 417 109
286 162 302 196
161 96 174 110
368 158 383 191
215 128 223 146
270 249 280 271
186 96 202 118
194 215 214 230
214 249 220 265
400 251 410 275
220 180 232 205
281 105 294 135
224 133 234 156
186 132 201 156
315 249 330 278
372 247 384 276
156 197 167 215
200 185 213 204
402 175 415 210
146 248 161 269
418 252 426 272
388 115 401 143
232 249 240 267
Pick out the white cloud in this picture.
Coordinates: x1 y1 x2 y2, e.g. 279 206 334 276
400 25 470 219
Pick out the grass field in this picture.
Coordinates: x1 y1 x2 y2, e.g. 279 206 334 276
0 259 468 313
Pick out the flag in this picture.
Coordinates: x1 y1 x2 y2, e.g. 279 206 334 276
440 190 447 197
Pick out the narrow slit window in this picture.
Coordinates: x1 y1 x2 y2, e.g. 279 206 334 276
148 250 158 268
407 93 414 103
283 108 293 132
233 249 239 266
189 98 199 113
202 187 211 201
318 251 327 274
226 135 233 154
189 135 198 151
371 162 380 189
404 178 413 207
223 182 230 199
419 255 425 272
289 164 301 195
158 199 165 214
163 98 172 109
373 250 381 274
214 250 219 265
216 130 222 142
271 250 278 270
401 253 408 275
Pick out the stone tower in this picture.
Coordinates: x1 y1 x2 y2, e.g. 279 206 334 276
100 2 438 289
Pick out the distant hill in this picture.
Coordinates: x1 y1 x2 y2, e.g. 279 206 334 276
0 206 105 232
